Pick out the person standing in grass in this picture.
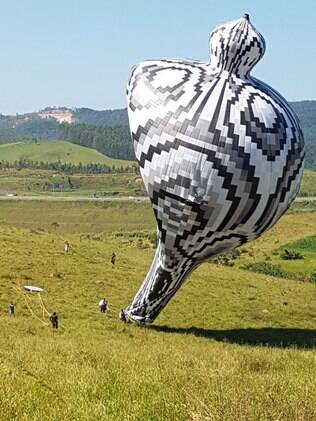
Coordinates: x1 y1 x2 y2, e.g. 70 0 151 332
64 240 70 253
111 252 116 266
98 298 108 313
119 309 127 323
49 312 59 329
9 302 15 316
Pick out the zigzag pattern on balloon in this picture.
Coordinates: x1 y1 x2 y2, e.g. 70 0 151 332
125 14 304 324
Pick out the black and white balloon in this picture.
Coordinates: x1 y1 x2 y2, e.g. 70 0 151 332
125 14 305 324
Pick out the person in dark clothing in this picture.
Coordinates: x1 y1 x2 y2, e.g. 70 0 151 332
111 252 116 266
119 309 127 323
9 303 15 316
49 312 59 329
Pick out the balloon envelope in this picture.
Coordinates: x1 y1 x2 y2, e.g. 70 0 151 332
125 14 305 324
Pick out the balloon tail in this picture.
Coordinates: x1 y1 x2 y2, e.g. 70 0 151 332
125 242 196 324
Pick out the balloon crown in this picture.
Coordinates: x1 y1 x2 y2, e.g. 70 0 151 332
209 14 265 76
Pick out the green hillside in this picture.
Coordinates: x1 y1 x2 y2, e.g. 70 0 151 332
0 202 315 420
0 140 132 168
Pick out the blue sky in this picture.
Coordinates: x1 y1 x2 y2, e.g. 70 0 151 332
0 0 315 114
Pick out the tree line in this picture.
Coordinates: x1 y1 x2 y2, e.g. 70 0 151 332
58 123 135 160
0 159 138 175
73 108 128 126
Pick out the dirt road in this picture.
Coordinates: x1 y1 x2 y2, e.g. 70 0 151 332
0 195 149 202
0 195 313 203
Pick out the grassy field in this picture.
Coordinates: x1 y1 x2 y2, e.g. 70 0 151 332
0 169 146 197
232 211 316 280
0 199 315 420
0 168 314 198
0 140 143 196
0 200 153 233
298 169 316 196
0 140 133 167
0 146 315 198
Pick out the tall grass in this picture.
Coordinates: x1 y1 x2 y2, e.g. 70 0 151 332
0 204 315 420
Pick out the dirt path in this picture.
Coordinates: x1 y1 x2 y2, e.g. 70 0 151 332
0 195 149 202
295 196 316 201
0 195 314 203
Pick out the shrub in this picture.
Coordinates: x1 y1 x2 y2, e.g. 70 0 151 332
241 261 289 278
212 249 240 267
280 249 304 260
136 239 144 248
309 271 316 284
147 232 157 248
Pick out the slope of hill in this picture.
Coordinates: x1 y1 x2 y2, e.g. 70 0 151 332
0 140 133 167
0 114 59 142
0 107 128 144
0 203 315 420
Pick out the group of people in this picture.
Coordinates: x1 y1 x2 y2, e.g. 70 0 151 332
8 297 127 328
7 249 122 329
98 298 127 322
64 240 117 269
8 302 59 329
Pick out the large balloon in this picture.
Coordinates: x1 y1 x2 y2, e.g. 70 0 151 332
124 14 304 324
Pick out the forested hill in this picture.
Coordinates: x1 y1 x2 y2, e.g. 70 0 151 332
0 101 315 166
291 101 316 169
73 108 128 126
59 123 134 161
